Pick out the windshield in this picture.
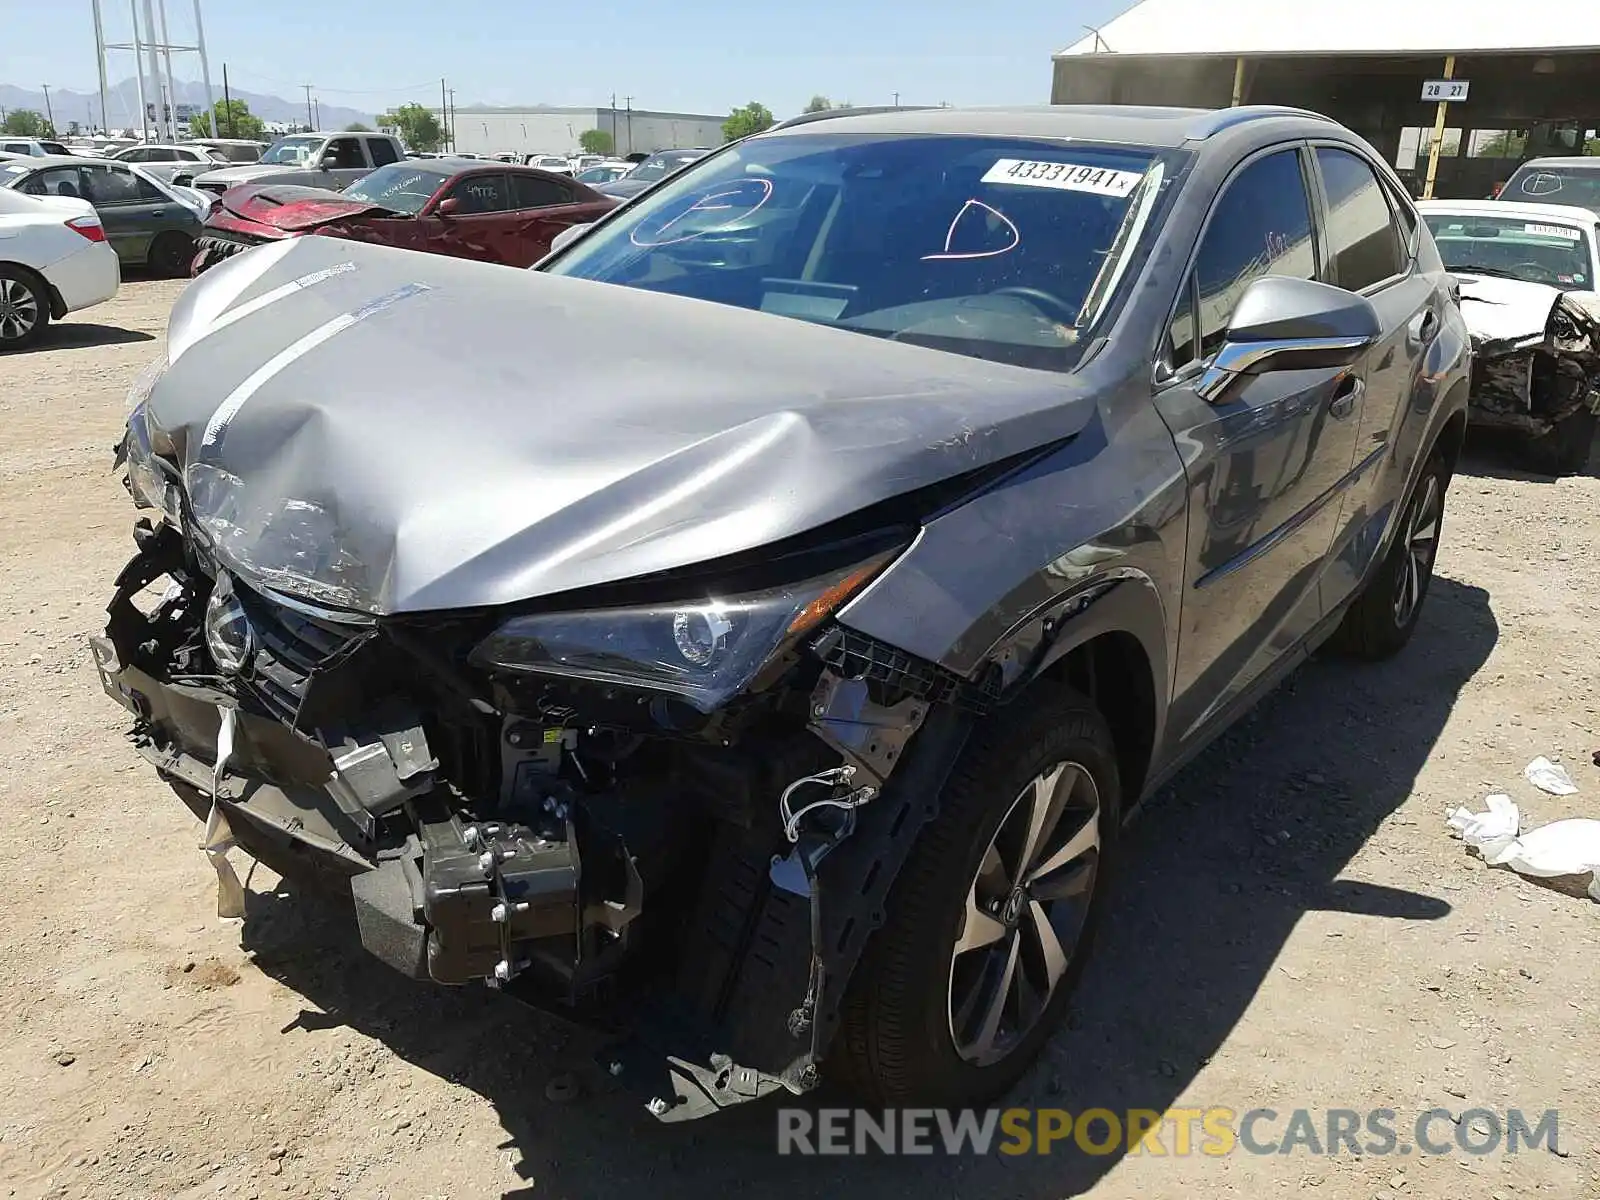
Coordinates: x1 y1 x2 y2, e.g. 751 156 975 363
1504 167 1600 214
1424 213 1593 289
545 133 1170 372
260 135 322 165
577 164 628 183
343 163 448 214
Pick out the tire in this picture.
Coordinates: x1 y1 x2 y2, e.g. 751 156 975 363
0 264 49 351
1525 407 1596 477
148 231 196 279
832 684 1120 1107
1327 449 1450 661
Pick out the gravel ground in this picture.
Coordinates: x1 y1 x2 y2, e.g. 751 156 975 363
1 278 1597 1200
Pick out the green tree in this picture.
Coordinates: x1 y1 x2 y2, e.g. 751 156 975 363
579 128 615 155
803 95 833 114
344 122 372 132
378 102 444 153
189 99 265 141
2 109 55 138
722 101 774 143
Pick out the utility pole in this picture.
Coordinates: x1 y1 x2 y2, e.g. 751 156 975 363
130 0 149 141
439 78 448 151
624 95 634 155
447 88 456 151
222 62 232 136
892 91 900 109
192 0 217 136
313 98 321 130
40 85 54 132
611 92 618 150
157 0 177 138
302 83 314 132
90 0 110 135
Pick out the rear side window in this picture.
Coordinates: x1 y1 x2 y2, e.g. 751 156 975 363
450 173 510 213
367 138 400 167
1316 148 1404 291
511 174 573 209
20 167 84 198
81 165 143 206
1192 149 1317 359
322 138 365 170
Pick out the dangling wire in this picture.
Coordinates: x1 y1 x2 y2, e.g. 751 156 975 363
780 765 878 843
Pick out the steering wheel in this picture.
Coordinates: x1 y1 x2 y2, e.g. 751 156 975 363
1514 261 1562 285
988 286 1078 325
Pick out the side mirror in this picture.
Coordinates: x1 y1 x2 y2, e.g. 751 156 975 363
1196 276 1382 403
549 222 593 253
436 197 460 218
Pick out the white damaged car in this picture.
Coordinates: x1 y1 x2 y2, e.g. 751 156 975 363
1419 199 1600 474
0 188 119 350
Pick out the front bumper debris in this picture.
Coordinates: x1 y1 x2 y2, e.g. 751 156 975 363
1465 289 1600 435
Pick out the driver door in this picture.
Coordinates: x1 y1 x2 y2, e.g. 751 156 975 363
423 173 513 262
1153 145 1368 750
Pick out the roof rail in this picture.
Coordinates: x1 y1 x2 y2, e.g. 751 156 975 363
770 104 936 132
1185 105 1336 140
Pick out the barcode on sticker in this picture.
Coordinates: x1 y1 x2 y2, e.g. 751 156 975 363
982 159 1144 197
1525 223 1582 241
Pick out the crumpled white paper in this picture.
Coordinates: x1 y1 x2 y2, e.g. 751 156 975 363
205 706 246 919
1524 756 1579 797
1447 793 1600 902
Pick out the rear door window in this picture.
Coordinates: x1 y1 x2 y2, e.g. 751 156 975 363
20 166 86 198
511 174 573 209
367 138 400 167
81 164 144 206
322 138 366 170
1316 147 1405 291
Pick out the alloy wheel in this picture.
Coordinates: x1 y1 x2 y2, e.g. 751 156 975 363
947 760 1101 1067
0 277 39 344
1392 473 1442 628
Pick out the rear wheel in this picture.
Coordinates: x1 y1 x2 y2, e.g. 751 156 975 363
1525 407 1596 477
833 685 1119 1106
0 265 48 351
148 231 196 279
1328 449 1449 660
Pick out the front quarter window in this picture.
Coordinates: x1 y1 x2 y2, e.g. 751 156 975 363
544 133 1176 372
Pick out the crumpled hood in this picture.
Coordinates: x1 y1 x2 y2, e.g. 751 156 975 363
1455 274 1569 353
213 184 393 233
146 236 1094 615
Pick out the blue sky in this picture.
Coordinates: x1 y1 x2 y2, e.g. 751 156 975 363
7 0 1131 117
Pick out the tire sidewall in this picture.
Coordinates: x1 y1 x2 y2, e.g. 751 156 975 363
1386 453 1449 642
867 693 1122 1105
0 266 46 351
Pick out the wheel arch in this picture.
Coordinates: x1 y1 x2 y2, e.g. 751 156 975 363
0 259 62 319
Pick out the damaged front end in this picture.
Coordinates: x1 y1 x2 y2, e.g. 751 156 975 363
93 449 1002 1121
1461 281 1600 437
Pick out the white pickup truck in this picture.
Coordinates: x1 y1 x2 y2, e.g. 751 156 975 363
191 131 406 197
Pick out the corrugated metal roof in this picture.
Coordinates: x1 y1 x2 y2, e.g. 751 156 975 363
1058 0 1600 58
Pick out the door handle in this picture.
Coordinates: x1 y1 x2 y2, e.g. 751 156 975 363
150 209 166 216
1410 308 1438 346
1329 376 1363 420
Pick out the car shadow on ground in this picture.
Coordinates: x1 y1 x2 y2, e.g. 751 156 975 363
1457 428 1598 482
23 322 156 353
239 575 1496 1199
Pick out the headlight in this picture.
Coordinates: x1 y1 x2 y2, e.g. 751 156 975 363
124 402 182 526
471 554 896 713
186 462 377 613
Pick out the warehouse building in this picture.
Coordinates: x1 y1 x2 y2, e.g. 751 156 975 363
1052 0 1600 198
424 104 725 160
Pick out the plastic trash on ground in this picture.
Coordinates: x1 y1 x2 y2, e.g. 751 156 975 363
1524 756 1579 797
1447 794 1600 902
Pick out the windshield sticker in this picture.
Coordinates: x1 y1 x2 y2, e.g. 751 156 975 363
981 159 1143 196
922 199 1021 261
1525 222 1582 241
1519 173 1563 197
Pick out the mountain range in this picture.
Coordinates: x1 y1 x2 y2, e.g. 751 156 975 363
0 78 375 135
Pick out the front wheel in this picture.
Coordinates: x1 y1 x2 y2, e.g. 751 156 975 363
1525 407 1596 477
833 685 1119 1106
1327 449 1450 660
148 231 196 279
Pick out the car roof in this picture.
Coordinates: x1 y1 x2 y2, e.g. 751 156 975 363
1513 157 1600 171
757 104 1338 149
1418 198 1599 225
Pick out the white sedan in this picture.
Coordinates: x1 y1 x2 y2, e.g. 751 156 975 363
0 188 119 350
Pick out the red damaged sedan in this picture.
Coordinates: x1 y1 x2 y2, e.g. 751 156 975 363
192 158 617 274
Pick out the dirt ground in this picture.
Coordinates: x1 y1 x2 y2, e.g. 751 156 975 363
1 278 1597 1200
